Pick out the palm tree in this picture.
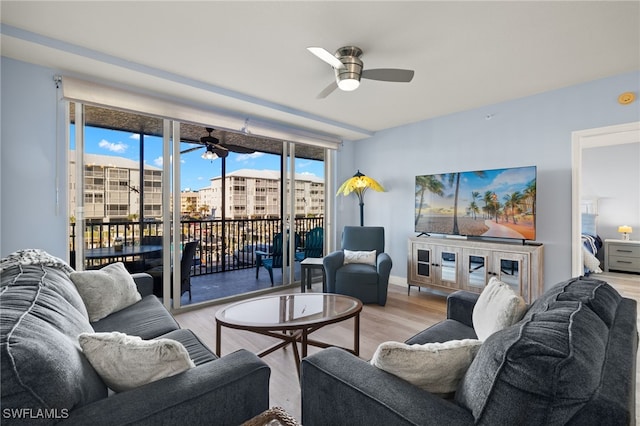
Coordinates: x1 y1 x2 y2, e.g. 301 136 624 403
503 191 523 224
524 179 537 217
469 201 480 220
415 175 445 227
483 191 494 220
443 171 486 235
470 191 481 220
443 173 462 234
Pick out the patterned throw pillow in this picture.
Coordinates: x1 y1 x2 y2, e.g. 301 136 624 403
343 249 376 265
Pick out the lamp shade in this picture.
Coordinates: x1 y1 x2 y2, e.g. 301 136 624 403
337 170 384 226
618 225 633 240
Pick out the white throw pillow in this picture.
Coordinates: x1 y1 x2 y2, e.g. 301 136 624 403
370 339 483 396
582 246 602 273
70 262 142 322
472 277 527 341
343 249 376 265
78 332 195 392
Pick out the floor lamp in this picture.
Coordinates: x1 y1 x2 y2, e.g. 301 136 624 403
337 170 385 226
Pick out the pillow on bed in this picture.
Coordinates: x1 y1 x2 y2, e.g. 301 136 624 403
582 245 602 273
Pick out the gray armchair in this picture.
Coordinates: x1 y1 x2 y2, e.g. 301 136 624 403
323 226 392 306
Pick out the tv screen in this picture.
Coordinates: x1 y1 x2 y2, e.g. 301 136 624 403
415 166 537 241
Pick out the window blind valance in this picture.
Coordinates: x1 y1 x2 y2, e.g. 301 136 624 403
60 75 341 149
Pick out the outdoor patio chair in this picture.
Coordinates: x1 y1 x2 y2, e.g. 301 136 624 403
256 232 304 285
148 240 199 300
303 227 324 258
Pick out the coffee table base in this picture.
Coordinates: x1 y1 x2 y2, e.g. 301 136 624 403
216 314 360 377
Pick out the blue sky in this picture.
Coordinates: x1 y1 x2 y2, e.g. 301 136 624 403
71 125 324 190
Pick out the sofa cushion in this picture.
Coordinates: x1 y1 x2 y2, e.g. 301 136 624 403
472 277 527 341
160 329 218 365
456 299 610 424
526 276 622 327
0 261 107 415
70 262 142 322
79 331 195 392
371 339 482 396
91 294 180 339
405 318 477 345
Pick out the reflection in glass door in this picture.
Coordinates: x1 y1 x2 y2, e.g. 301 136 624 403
466 253 488 290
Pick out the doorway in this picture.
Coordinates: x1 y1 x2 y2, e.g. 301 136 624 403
571 121 640 276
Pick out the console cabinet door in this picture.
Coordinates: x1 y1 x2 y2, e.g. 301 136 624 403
490 251 529 302
434 246 462 289
462 250 490 293
410 243 434 285
409 243 461 289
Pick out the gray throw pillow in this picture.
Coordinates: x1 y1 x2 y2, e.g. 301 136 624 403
70 262 141 322
79 332 195 392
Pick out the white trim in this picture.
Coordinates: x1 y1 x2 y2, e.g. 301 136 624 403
60 75 342 149
571 121 640 276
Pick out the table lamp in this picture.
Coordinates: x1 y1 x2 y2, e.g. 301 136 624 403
618 225 633 241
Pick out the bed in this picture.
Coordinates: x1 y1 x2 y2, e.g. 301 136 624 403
581 200 603 275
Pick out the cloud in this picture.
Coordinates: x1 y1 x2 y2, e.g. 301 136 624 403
153 156 182 167
129 134 140 141
236 152 265 162
98 139 127 153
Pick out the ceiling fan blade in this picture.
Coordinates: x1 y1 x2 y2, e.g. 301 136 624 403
180 146 204 154
213 147 229 158
317 81 338 99
362 68 415 83
222 144 255 154
307 47 345 69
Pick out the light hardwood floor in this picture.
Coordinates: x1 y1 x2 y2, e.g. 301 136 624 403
174 272 640 422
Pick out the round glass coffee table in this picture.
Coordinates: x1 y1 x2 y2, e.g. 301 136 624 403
215 293 362 376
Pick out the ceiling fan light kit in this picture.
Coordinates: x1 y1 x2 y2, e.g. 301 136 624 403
308 45 415 98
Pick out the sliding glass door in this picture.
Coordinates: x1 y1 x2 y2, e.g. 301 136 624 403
69 103 327 309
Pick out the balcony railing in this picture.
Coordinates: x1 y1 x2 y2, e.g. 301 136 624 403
69 217 324 275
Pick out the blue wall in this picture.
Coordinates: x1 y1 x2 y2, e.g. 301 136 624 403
334 71 640 287
1 57 68 258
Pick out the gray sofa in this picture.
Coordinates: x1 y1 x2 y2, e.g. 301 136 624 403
301 276 638 425
1 252 270 425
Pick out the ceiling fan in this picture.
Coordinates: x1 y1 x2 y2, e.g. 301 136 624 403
307 46 415 99
180 127 255 159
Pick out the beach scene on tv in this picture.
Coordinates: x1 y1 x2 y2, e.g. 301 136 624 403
415 166 536 240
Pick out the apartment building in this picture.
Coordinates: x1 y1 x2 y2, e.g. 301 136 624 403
71 154 323 222
69 151 163 222
199 169 324 219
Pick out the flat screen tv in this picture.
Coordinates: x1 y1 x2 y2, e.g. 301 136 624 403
415 166 537 241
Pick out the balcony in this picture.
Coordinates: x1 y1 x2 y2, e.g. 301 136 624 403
69 217 324 305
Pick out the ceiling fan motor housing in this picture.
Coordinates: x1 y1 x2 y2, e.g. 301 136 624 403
334 46 363 91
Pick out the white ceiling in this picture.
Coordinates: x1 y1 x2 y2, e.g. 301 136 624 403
1 1 639 141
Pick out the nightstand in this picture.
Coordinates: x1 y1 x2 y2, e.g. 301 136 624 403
604 239 640 273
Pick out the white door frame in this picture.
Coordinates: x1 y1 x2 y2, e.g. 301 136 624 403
570 121 640 276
